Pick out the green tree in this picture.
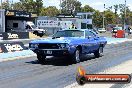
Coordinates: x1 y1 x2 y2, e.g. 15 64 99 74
1 1 10 9
105 10 116 25
19 0 33 11
81 5 95 12
119 4 131 25
40 6 60 17
13 2 25 11
93 10 116 28
35 0 43 15
19 0 43 15
113 5 118 15
93 10 103 28
113 4 119 24
127 12 132 25
61 0 82 14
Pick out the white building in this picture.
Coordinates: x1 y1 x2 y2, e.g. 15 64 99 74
37 12 93 35
76 12 93 29
57 12 93 29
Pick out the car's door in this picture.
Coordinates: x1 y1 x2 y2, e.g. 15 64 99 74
84 30 99 53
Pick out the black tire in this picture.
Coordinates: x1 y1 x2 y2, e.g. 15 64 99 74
94 47 103 58
39 35 43 37
33 31 38 35
37 54 46 63
72 48 81 63
39 33 43 37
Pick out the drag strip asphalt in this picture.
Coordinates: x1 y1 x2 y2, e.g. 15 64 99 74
0 41 132 88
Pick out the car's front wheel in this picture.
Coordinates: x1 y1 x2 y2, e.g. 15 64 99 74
39 33 44 37
37 54 46 63
94 47 103 58
33 31 38 35
72 49 81 63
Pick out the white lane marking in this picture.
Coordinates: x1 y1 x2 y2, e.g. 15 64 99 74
125 84 132 88
107 39 132 44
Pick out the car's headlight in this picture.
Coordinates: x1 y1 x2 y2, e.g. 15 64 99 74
30 44 38 48
59 43 69 49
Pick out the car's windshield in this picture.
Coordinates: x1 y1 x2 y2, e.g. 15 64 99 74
53 30 84 37
114 28 119 30
98 28 105 30
113 27 122 30
31 25 37 29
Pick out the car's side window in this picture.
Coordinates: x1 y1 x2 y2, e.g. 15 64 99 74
90 31 97 37
85 31 96 38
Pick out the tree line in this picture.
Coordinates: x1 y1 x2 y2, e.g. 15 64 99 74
1 0 132 28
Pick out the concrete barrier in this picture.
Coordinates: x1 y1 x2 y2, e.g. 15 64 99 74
0 42 27 53
0 32 29 40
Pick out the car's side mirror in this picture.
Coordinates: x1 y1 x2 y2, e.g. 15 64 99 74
94 37 99 40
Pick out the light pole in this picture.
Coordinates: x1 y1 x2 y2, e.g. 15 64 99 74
124 0 126 29
60 0 62 14
103 4 105 28
1 0 2 32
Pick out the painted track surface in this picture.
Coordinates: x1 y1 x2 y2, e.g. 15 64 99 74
0 42 132 88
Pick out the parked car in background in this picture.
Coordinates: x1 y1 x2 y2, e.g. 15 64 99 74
29 29 107 63
98 28 106 33
26 21 46 36
7 21 45 37
112 27 123 33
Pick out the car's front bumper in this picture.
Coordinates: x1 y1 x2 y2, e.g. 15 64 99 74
31 48 70 56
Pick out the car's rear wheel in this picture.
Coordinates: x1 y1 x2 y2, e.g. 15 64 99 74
33 31 38 35
39 33 44 37
94 46 103 58
72 49 81 63
37 54 46 63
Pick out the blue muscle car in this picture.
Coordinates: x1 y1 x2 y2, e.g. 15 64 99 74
29 29 107 63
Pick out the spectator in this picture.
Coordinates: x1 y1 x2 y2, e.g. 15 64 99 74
69 23 77 29
128 27 131 35
112 27 115 33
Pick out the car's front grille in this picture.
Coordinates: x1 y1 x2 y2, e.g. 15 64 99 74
38 44 60 49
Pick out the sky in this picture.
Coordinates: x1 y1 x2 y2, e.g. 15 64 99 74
11 0 132 12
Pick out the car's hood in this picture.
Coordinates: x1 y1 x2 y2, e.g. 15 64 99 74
30 37 84 44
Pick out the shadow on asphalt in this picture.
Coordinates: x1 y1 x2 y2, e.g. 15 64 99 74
26 54 97 66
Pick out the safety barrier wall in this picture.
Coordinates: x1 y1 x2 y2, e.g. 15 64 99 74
0 32 29 40
0 42 27 53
